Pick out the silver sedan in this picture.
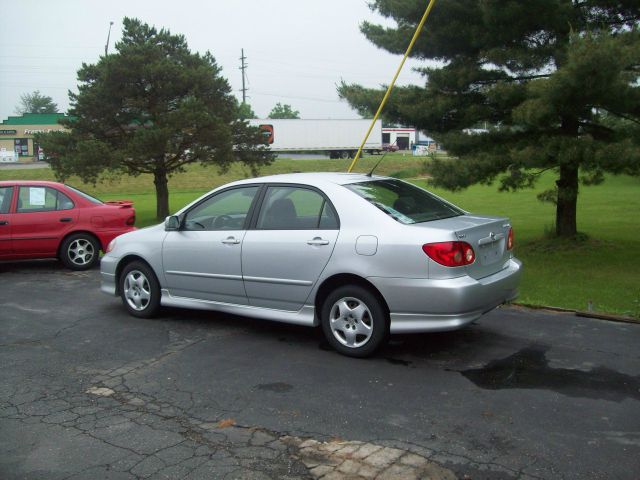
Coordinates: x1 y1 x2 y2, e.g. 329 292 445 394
101 173 521 357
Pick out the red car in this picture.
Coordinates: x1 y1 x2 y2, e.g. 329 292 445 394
0 181 136 270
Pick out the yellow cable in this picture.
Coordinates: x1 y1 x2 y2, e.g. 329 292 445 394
348 0 437 173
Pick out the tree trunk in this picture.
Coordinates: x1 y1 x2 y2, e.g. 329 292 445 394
555 163 578 237
154 169 170 221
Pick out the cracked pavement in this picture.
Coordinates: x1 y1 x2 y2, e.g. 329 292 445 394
1 260 639 479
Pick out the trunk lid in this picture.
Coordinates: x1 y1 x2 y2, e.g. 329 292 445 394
411 214 512 280
452 215 512 279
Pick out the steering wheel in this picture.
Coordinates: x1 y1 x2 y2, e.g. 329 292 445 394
213 214 232 229
187 220 205 230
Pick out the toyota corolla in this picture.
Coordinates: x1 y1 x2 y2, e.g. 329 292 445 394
100 173 521 357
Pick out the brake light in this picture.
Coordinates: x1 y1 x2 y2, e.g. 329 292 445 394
126 214 136 226
422 241 475 267
507 227 514 250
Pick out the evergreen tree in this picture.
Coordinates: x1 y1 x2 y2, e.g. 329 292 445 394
37 18 273 220
339 0 640 237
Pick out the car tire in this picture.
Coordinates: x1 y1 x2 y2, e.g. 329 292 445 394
321 285 388 357
119 261 161 318
60 233 100 270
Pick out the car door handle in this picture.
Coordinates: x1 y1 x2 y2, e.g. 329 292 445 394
59 217 72 223
307 237 329 246
0 220 8 226
221 236 241 245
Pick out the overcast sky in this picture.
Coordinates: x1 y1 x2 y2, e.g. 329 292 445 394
0 0 428 121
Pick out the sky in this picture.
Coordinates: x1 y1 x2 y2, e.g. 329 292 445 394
0 0 428 122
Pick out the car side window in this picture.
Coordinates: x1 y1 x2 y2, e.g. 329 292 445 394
257 186 338 230
17 186 75 213
318 201 339 229
183 186 259 231
0 187 14 214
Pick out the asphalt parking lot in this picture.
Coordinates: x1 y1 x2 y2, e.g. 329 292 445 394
1 260 639 480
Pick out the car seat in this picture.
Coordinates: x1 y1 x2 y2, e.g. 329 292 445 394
263 198 298 229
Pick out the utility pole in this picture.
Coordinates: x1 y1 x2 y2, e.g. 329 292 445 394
239 48 248 104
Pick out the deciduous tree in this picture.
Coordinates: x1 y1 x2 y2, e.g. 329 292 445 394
268 103 300 119
37 18 273 220
339 0 640 237
15 91 58 114
238 102 257 120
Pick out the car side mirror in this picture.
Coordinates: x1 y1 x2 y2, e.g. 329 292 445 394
164 215 181 231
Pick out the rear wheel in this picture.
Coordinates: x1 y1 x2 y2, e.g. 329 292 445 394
60 233 100 270
119 261 161 318
321 285 388 357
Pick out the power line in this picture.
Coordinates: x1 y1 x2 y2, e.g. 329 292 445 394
251 91 343 104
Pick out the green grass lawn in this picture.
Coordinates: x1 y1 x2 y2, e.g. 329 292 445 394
417 174 640 317
2 155 638 317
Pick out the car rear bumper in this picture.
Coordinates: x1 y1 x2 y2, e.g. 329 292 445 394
368 258 522 333
94 227 136 251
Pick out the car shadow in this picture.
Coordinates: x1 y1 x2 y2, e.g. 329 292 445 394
144 305 510 366
0 258 68 273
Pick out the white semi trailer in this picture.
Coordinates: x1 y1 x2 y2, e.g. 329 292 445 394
247 119 383 158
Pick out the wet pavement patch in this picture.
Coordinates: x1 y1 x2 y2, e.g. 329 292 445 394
256 382 293 393
385 357 413 367
461 346 640 402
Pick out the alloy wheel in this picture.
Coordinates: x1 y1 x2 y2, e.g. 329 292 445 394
67 238 95 267
329 296 374 348
123 270 152 311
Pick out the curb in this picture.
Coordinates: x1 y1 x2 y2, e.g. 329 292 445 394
512 303 640 325
575 310 640 324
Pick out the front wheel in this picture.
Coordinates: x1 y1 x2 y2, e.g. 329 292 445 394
321 285 388 357
60 233 100 270
119 261 161 318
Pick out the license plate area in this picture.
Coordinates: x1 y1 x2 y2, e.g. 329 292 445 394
478 240 503 265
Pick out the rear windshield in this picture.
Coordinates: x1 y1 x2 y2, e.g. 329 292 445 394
346 179 464 224
65 185 103 205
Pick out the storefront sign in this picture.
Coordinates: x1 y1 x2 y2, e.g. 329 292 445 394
24 129 55 134
0 129 17 135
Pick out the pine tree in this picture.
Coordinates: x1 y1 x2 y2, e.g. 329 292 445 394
37 18 273 220
339 0 640 237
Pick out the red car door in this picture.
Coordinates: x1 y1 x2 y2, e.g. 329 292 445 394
11 185 78 257
0 185 14 257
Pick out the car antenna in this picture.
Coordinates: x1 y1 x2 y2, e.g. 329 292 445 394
367 141 397 177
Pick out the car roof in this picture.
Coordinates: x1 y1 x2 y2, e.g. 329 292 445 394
228 172 390 188
0 180 64 188
0 173 394 191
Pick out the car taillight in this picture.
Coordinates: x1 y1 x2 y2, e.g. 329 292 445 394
507 227 514 250
422 241 475 267
126 214 136 226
